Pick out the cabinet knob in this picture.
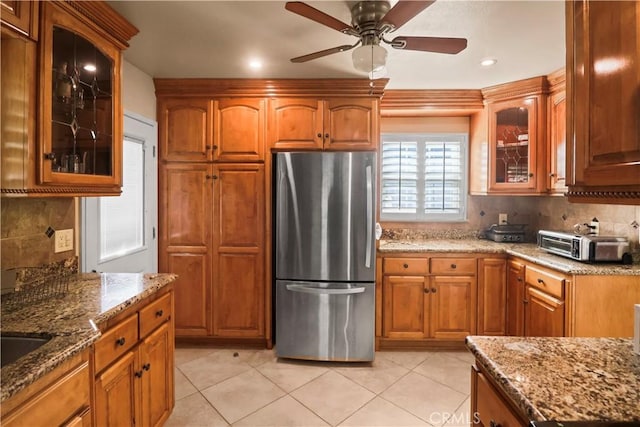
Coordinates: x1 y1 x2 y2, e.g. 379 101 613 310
490 420 501 427
206 175 218 180
549 173 556 177
450 263 457 269
317 133 322 138
424 288 430 294
206 145 212 150
517 277 523 282
523 299 529 304
44 152 56 160
325 133 329 139
143 363 151 371
134 371 143 378
431 288 437 293
403 263 409 269
212 145 218 150
155 309 164 318
528 173 534 178
537 278 545 285
115 337 126 346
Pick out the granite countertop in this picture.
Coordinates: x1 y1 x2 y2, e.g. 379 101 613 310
0 272 177 402
465 336 640 422
378 240 640 275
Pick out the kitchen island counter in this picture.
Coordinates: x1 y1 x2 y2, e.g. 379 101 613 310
0 272 177 402
465 335 640 422
378 240 640 275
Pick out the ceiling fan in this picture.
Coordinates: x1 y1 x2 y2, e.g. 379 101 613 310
285 1 468 74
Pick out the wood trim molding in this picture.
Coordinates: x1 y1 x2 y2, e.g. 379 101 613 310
57 0 139 49
482 76 549 102
547 67 566 93
566 189 640 205
154 78 389 98
380 89 484 116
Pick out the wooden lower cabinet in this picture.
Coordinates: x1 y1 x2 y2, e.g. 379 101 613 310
94 289 175 427
380 254 479 345
506 259 525 336
524 286 564 337
471 364 527 427
477 258 507 335
0 351 92 427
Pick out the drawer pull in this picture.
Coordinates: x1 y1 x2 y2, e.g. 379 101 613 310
450 263 457 269
155 309 164 318
143 363 151 371
115 337 126 346
403 263 409 269
431 288 437 293
537 278 545 285
134 371 143 378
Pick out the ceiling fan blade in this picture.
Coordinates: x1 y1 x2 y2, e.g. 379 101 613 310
290 44 356 63
390 36 468 54
381 1 436 30
285 2 356 34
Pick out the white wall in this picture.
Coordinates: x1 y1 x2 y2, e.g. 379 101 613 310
122 61 156 120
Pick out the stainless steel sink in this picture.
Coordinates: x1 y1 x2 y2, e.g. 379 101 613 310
1 335 52 368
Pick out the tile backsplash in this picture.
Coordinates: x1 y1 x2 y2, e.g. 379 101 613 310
1 198 76 271
381 195 640 254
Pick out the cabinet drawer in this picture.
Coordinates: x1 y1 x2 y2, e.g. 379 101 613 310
430 258 476 275
94 314 138 373
2 358 91 427
139 292 172 338
525 265 565 298
383 257 429 275
475 368 524 427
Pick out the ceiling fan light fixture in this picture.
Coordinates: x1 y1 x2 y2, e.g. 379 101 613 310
352 43 387 74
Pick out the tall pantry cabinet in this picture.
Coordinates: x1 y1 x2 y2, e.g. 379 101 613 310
157 91 265 342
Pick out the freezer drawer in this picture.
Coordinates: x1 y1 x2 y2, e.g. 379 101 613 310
275 280 375 362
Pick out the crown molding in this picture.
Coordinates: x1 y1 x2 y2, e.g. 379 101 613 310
482 76 549 102
381 89 484 116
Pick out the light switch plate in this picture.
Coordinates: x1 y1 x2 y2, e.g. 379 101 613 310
54 229 74 253
634 304 640 355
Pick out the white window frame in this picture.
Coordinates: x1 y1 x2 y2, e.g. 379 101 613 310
380 133 469 222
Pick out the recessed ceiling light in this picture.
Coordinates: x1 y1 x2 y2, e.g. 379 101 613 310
480 58 497 67
249 59 263 70
83 64 97 72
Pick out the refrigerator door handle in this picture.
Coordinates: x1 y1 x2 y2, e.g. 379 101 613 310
286 284 366 295
365 164 373 269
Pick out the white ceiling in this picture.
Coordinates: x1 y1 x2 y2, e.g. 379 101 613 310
108 0 566 90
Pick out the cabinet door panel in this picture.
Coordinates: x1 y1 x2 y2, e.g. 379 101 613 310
214 98 265 161
95 350 137 427
139 323 173 427
524 286 564 337
430 276 476 339
324 98 378 151
506 260 525 336
478 258 507 336
167 253 210 336
548 90 567 193
382 276 428 339
213 252 264 337
1 0 38 39
567 1 640 191
268 98 323 150
161 163 212 247
160 99 213 162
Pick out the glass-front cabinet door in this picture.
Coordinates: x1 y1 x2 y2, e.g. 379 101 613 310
488 97 539 193
39 2 122 191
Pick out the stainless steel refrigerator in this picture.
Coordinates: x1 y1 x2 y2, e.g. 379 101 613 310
274 151 376 362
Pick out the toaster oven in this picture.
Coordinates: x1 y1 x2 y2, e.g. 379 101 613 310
537 230 632 264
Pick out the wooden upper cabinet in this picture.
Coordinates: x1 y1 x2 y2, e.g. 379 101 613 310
483 77 548 195
566 1 640 202
268 97 379 151
160 98 213 162
324 98 378 151
0 0 38 39
547 68 567 194
268 98 324 150
214 98 265 162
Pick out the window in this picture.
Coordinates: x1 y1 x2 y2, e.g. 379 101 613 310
380 133 468 222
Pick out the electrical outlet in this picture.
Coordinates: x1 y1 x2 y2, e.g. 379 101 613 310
54 229 74 253
499 213 508 225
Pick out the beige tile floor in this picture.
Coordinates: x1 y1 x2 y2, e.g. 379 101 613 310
167 346 474 427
